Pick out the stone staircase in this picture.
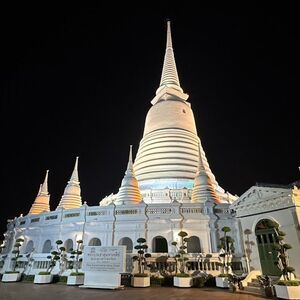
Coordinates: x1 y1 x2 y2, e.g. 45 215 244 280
244 277 264 296
243 276 279 298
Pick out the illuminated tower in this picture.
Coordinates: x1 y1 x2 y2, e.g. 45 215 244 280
56 156 82 210
28 170 50 214
134 21 218 196
115 145 142 205
192 144 220 203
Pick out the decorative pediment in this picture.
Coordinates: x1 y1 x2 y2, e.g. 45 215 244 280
230 185 294 217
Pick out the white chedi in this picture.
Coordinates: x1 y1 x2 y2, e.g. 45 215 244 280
134 21 218 192
114 145 142 205
191 144 220 204
28 170 50 215
56 156 82 210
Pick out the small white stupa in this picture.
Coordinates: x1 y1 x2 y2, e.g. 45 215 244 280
56 157 82 210
115 145 142 205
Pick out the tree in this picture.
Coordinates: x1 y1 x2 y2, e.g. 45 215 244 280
69 240 83 274
45 240 66 274
10 238 24 272
270 224 295 281
218 226 234 275
132 238 151 276
171 231 190 276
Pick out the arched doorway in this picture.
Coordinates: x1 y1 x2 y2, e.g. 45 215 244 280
187 236 201 253
25 240 34 253
118 237 133 253
64 239 74 252
42 240 52 253
118 237 134 273
152 236 168 253
88 238 101 246
255 219 281 276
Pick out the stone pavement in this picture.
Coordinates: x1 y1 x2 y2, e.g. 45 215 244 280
0 282 267 300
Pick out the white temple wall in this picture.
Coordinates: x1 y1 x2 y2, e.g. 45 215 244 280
147 219 174 254
84 222 114 246
114 220 147 246
60 222 85 248
238 207 300 277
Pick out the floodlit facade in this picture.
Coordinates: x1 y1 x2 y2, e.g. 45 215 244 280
0 21 299 279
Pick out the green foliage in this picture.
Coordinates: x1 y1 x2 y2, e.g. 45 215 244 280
57 275 68 283
192 273 216 288
172 231 189 275
137 237 146 244
70 272 84 276
10 238 24 272
265 220 279 229
222 227 231 233
46 240 67 274
192 276 207 288
150 276 164 285
286 266 295 273
132 238 151 276
256 219 279 230
277 280 300 286
218 273 229 277
5 271 20 274
178 231 188 238
68 240 83 274
38 271 51 275
218 226 234 275
21 274 35 282
272 244 281 251
272 227 295 281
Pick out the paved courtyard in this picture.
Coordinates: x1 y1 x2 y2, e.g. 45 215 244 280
0 282 267 300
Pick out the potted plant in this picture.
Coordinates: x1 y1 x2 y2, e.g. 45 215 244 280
270 223 300 299
216 226 234 288
172 231 192 287
257 275 274 298
131 237 151 287
2 238 24 282
34 240 65 284
67 239 84 285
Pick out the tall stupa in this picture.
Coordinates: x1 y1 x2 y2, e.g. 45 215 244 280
133 21 231 202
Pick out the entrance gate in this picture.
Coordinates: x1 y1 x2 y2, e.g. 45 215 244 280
255 220 281 276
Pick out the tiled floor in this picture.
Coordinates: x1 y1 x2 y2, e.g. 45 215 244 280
0 282 267 300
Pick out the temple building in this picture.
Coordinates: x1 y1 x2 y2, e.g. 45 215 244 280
0 21 299 279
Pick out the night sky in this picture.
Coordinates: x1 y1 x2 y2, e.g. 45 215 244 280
1 4 299 236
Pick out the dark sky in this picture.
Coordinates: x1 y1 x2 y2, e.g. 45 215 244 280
1 4 299 236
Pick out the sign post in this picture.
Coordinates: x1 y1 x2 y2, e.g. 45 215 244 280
80 245 126 289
